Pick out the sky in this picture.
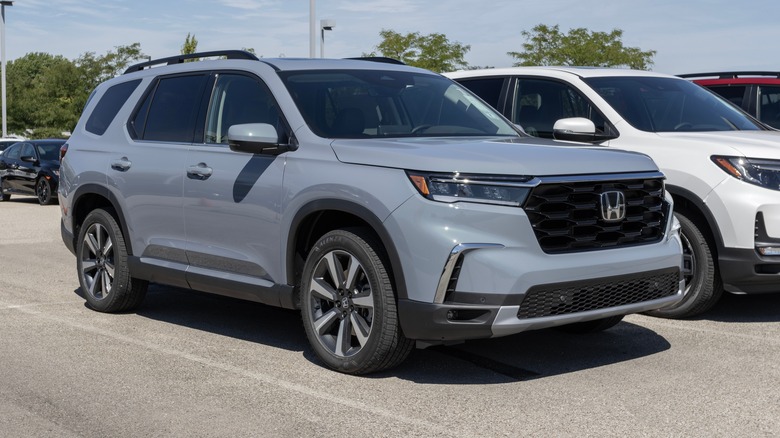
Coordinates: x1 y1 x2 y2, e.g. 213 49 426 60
3 0 779 75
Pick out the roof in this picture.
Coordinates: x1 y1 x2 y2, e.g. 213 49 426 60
445 66 678 80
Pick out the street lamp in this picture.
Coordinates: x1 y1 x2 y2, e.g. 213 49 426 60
0 1 12 138
320 19 335 58
309 0 315 58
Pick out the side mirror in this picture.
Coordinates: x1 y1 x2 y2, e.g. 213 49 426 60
21 155 37 163
552 117 598 143
227 123 295 155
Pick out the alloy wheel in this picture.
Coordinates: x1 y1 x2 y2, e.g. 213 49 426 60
307 250 375 358
79 222 115 300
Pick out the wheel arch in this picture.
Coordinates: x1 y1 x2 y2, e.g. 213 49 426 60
70 184 134 255
286 199 408 307
667 184 723 253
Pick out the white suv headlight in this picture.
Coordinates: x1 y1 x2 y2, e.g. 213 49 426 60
712 156 780 190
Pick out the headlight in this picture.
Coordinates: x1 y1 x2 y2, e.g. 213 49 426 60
406 171 534 206
712 156 780 190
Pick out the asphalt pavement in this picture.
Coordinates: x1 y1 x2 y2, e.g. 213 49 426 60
1 196 778 437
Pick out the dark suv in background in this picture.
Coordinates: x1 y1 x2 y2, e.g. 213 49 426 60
679 72 780 129
0 139 66 205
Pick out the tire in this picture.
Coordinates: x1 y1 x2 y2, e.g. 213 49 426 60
645 213 723 318
556 315 624 333
1 179 9 201
300 228 413 374
77 208 148 313
36 178 54 205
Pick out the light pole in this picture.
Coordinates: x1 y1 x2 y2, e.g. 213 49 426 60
0 1 12 138
320 19 335 58
309 0 315 58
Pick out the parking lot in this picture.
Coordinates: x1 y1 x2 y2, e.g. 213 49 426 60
1 197 778 437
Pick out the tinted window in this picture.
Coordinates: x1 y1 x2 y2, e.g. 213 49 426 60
35 142 65 161
135 74 209 142
280 70 518 138
706 85 747 108
85 79 142 135
511 78 610 139
758 85 780 129
205 74 279 144
585 76 762 132
21 143 35 158
457 77 504 108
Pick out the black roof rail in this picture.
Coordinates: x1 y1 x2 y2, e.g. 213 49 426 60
678 71 780 79
124 50 259 74
345 56 406 65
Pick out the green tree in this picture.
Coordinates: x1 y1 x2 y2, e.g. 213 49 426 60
5 43 146 135
366 29 470 72
182 33 198 61
6 52 80 134
508 24 656 70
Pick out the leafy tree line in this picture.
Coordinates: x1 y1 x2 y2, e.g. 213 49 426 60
6 43 146 138
3 24 655 138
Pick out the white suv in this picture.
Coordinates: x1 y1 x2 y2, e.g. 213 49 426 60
448 67 780 318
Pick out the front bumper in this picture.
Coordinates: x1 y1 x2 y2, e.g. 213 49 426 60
399 268 684 343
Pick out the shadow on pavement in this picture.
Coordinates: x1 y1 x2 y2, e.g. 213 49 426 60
75 282 780 383
698 291 780 323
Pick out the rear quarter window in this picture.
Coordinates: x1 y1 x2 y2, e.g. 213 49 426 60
85 79 142 136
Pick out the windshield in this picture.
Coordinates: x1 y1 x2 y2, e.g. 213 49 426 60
279 69 519 139
583 76 763 132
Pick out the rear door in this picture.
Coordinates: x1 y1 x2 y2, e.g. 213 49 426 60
116 73 210 287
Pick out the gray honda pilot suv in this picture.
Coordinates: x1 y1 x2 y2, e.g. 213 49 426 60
59 51 684 374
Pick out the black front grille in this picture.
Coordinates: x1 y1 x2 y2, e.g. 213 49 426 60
517 268 680 319
523 177 667 253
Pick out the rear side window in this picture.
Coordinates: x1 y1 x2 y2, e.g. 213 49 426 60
131 74 209 142
457 77 504 108
85 79 142 135
706 85 747 108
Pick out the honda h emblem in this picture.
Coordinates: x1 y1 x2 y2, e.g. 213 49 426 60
600 191 626 222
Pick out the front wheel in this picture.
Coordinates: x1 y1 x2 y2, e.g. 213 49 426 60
77 208 148 313
300 228 413 374
36 178 54 205
645 213 722 318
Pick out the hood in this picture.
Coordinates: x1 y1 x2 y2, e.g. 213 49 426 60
656 130 780 158
330 137 658 176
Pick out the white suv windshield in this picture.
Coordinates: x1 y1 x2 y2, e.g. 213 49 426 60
584 76 763 132
280 69 519 138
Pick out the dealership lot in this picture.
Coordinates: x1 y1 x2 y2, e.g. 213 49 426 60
1 198 778 437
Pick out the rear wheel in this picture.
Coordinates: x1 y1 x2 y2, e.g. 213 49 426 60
1 179 9 201
645 213 722 318
300 228 413 374
36 178 54 205
77 208 147 312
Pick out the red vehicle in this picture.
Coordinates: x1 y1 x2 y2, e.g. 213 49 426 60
679 72 780 129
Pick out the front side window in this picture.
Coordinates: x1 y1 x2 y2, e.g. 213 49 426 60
21 144 35 159
204 74 280 144
279 70 518 139
131 74 209 142
706 85 748 109
585 76 762 132
511 78 610 138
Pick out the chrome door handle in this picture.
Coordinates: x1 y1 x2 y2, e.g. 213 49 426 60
110 157 132 172
187 163 213 180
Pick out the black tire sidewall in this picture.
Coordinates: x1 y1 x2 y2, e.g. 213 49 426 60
76 209 134 312
300 229 395 374
36 178 51 205
647 213 720 318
